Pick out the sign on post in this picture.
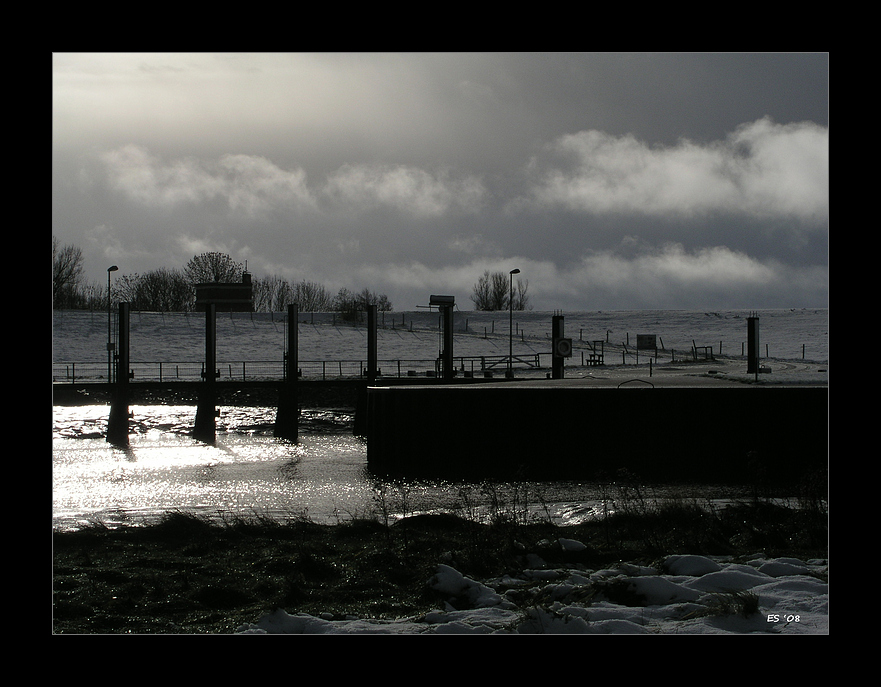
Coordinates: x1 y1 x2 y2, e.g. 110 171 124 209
636 334 657 350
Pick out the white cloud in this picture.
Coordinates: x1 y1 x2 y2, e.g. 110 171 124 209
218 154 315 215
352 242 825 310
519 118 828 223
98 145 316 216
322 163 487 217
98 147 489 221
99 145 222 206
447 233 502 256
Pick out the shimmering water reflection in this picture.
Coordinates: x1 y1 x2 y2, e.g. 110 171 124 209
53 405 768 532
53 405 379 531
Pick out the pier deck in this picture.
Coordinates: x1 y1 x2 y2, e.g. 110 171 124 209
365 370 828 485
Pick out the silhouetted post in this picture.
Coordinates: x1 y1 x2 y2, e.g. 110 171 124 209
194 303 218 443
106 302 130 445
552 314 565 379
428 295 455 381
274 303 299 441
747 313 760 375
367 304 378 383
441 303 453 381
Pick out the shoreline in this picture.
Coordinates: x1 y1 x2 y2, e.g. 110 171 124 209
53 502 828 635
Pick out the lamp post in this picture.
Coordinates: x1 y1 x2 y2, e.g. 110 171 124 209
107 265 118 382
509 268 520 378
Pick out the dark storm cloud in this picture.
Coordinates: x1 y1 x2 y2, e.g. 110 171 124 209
52 52 828 310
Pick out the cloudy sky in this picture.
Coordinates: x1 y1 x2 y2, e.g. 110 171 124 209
52 52 828 311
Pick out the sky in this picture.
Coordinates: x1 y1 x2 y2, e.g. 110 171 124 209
52 52 829 311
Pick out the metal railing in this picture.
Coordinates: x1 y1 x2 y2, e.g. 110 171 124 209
52 353 545 383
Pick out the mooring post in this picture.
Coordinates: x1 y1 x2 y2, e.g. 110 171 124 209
552 314 565 379
193 303 218 443
353 303 378 438
747 313 760 375
274 303 299 441
367 304 378 383
442 303 453 380
428 295 455 381
106 302 130 445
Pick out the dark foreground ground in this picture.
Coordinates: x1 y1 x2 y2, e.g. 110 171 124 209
53 497 828 634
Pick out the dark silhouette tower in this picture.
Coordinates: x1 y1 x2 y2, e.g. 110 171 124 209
552 314 572 379
367 304 378 383
430 295 455 381
106 302 131 445
747 313 760 374
193 304 218 443
274 303 299 441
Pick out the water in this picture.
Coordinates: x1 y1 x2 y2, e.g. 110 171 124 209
51 403 801 532
52 404 621 531
53 406 369 531
52 309 828 531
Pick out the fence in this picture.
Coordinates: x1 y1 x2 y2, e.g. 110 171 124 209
52 353 544 384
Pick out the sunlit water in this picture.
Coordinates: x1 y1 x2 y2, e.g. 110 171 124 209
53 406 376 531
53 405 781 532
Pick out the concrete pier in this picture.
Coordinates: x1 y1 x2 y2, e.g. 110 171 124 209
106 303 131 446
365 374 828 486
193 304 218 443
274 304 300 441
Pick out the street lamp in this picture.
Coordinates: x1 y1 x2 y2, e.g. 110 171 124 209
107 265 118 382
509 268 520 378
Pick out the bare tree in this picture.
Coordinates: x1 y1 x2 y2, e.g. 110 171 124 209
115 268 193 311
52 236 84 308
252 277 338 312
293 280 333 311
471 270 530 310
354 288 393 312
252 274 291 311
184 252 244 284
470 271 492 310
512 278 531 311
333 287 357 317
470 270 530 311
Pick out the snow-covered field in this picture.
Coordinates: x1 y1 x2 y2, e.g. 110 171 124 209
237 550 828 634
53 308 829 382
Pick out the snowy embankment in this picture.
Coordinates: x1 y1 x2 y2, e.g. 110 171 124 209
237 545 828 635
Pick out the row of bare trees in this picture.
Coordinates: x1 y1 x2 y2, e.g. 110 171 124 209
250 277 392 314
52 239 395 313
53 239 530 313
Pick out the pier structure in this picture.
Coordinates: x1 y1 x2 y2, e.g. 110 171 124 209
192 303 219 443
87 309 827 487
105 302 131 445
364 375 828 485
105 301 306 444
273 303 299 441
